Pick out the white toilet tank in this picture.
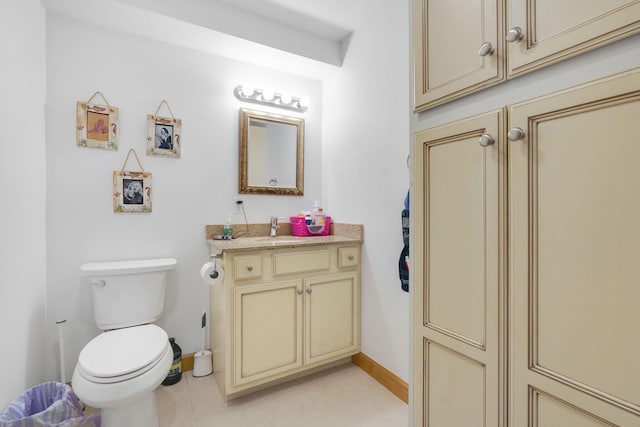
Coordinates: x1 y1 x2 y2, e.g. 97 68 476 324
81 258 177 330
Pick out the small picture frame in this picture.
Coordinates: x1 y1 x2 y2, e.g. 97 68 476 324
113 149 152 213
146 101 181 158
147 116 181 158
113 170 152 213
76 92 118 150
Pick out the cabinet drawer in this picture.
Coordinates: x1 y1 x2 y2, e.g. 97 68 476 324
338 247 359 269
273 250 330 276
233 255 263 281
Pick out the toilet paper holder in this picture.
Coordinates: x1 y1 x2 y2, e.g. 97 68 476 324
209 253 222 279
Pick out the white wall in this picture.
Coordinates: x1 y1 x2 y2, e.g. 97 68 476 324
322 1 411 381
0 0 47 409
45 14 323 380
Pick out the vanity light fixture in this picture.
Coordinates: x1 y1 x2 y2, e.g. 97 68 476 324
234 84 309 112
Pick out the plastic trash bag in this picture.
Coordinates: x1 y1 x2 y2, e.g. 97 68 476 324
0 382 101 427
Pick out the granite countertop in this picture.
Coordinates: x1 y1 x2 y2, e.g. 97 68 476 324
206 223 363 253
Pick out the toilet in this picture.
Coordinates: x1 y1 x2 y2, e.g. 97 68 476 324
72 258 177 427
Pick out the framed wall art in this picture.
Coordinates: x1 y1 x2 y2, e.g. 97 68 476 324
76 91 118 150
147 100 181 158
113 149 152 213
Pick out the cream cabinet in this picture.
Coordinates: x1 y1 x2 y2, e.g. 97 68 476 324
413 109 508 426
507 0 640 77
413 0 640 112
303 272 359 366
412 68 640 426
211 243 360 399
232 279 303 387
412 0 504 111
509 67 640 427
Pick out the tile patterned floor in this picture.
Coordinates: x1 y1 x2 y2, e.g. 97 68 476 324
156 363 408 427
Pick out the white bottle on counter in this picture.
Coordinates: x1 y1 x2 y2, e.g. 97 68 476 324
312 200 325 226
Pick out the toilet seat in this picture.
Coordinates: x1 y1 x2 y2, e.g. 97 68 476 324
77 324 169 384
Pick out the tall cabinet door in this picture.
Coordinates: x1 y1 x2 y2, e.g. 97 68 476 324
509 69 640 426
413 110 507 427
507 0 640 77
413 0 504 112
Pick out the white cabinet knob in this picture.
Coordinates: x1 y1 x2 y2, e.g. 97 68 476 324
508 127 526 141
479 133 496 147
478 42 494 57
506 26 524 43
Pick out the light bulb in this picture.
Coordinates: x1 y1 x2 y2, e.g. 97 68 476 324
280 93 292 105
299 96 310 108
240 84 255 98
262 89 274 102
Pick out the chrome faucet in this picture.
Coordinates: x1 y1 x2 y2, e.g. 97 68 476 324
270 216 279 237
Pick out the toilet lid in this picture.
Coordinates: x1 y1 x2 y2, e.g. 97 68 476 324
78 324 169 380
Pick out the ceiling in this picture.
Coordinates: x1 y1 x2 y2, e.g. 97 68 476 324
216 0 392 42
42 0 394 79
209 0 395 67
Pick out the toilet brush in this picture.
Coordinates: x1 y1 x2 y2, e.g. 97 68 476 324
193 309 213 377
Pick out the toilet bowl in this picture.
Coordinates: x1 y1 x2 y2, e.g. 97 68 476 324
72 324 172 427
73 258 177 427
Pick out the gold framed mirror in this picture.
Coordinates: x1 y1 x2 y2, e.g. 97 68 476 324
239 108 304 195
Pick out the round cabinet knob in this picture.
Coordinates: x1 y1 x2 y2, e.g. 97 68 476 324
506 26 524 43
348 255 354 261
508 127 526 141
306 288 312 294
247 266 254 272
478 42 494 57
479 133 495 147
297 289 303 295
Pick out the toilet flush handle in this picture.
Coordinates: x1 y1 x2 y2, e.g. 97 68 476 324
91 280 106 287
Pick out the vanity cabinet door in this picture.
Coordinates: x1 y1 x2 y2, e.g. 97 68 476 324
413 0 504 112
232 279 303 387
413 109 506 426
507 0 640 77
509 68 640 426
304 273 360 366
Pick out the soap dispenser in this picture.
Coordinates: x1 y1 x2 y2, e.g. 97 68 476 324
312 200 325 226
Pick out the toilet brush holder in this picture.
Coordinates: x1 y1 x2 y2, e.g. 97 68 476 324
192 350 213 377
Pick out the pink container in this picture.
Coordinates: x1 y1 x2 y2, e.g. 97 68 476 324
290 216 331 236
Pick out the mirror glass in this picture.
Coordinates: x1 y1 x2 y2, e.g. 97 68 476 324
239 108 304 195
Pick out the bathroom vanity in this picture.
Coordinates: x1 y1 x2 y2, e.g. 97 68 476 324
206 224 363 399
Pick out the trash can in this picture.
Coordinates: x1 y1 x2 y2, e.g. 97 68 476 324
0 382 101 427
